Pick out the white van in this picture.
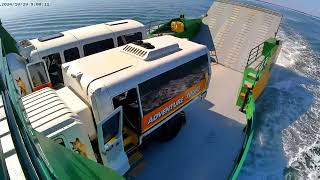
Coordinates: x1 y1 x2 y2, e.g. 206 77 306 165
23 35 211 175
8 19 147 94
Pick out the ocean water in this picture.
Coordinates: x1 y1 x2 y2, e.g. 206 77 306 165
238 2 320 179
1 0 320 179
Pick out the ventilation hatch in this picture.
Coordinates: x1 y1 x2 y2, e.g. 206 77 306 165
122 45 148 58
121 40 180 61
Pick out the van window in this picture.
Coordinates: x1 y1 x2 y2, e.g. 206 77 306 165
139 55 209 115
83 39 114 56
42 53 63 88
64 47 80 62
27 61 50 88
102 112 120 144
43 53 62 64
117 32 142 46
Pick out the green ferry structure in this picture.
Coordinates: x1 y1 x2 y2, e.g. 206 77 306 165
0 1 282 179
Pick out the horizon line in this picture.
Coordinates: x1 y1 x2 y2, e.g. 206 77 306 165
251 0 320 20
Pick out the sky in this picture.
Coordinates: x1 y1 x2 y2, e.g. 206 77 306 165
262 0 320 17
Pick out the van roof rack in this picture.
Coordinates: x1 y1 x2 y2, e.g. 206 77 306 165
38 33 64 42
106 21 128 26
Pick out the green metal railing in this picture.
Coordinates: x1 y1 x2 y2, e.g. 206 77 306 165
237 38 280 107
231 38 280 179
247 38 280 78
230 91 255 180
246 42 264 68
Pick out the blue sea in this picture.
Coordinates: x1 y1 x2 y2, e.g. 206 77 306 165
1 0 320 179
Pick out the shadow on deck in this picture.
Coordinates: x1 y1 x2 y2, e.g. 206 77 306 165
135 98 245 180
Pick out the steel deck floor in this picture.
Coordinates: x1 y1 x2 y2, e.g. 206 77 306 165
135 64 246 179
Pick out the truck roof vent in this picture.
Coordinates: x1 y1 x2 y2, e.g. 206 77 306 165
122 44 148 58
121 40 180 61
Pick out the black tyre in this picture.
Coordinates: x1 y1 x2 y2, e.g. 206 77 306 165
156 112 186 142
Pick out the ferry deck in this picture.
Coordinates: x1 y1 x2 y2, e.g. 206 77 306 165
135 1 281 179
0 1 282 179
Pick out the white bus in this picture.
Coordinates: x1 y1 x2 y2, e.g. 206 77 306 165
23 35 212 175
8 19 147 94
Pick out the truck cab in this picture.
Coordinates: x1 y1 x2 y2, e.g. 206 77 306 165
23 35 211 175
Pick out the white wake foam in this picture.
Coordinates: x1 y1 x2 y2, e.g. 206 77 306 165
276 29 308 67
277 27 320 179
240 25 320 179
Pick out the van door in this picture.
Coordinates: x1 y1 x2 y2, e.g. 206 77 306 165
97 106 130 175
26 60 52 92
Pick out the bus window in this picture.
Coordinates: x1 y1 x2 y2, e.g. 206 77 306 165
83 39 114 56
117 32 142 46
26 61 51 91
64 47 80 62
42 53 63 88
139 55 209 115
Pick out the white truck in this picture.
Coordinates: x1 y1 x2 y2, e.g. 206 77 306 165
7 19 147 95
22 35 211 175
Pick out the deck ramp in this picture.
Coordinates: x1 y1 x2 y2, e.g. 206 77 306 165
193 0 282 72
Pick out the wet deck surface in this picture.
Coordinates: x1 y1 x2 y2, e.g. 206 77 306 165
134 64 246 179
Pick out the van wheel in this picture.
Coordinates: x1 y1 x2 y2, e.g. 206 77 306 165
156 112 186 142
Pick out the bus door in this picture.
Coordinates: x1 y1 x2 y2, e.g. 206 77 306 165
26 60 52 92
97 106 130 175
